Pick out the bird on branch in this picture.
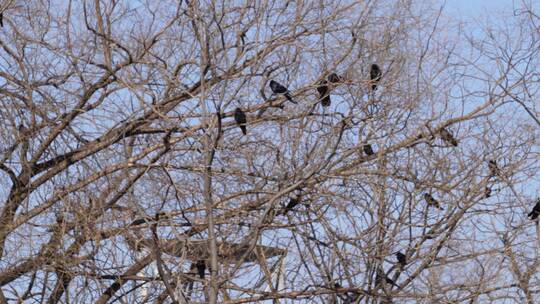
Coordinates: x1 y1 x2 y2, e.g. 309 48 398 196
396 251 407 268
282 196 302 215
528 200 540 220
369 64 382 91
488 160 500 178
363 144 375 156
317 79 331 107
423 193 443 210
234 107 247 135
440 127 458 147
270 80 296 103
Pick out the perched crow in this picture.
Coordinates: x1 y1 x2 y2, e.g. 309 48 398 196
327 72 341 83
528 200 540 220
270 80 296 103
369 64 382 91
0 13 3 28
195 260 206 279
440 128 458 146
283 197 300 215
317 80 331 107
423 193 443 210
234 107 247 135
484 186 492 199
396 252 407 267
363 144 375 156
488 160 500 177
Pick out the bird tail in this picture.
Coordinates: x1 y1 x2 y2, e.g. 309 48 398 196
285 93 296 103
240 125 247 135
451 139 458 146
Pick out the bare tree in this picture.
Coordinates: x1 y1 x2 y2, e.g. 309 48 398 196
0 0 539 303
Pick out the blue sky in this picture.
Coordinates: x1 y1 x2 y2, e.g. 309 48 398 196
445 0 516 18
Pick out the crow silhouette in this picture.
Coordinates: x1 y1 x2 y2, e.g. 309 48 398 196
370 64 382 91
423 193 443 210
440 128 458 146
282 197 301 215
396 252 407 267
317 79 331 107
488 160 500 178
234 107 247 135
363 144 375 156
195 260 206 279
484 186 492 199
528 200 540 220
270 80 296 103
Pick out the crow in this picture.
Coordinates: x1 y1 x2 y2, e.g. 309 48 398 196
488 160 500 178
195 260 206 279
234 107 247 135
440 128 458 146
327 72 341 83
396 251 407 267
369 64 382 91
528 200 540 220
282 197 300 215
317 79 331 107
363 144 375 156
0 13 3 28
270 80 296 103
484 186 492 199
423 193 443 210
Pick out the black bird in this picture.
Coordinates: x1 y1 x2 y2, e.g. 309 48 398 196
488 160 500 177
440 128 458 146
396 252 407 267
0 13 3 28
363 144 375 156
423 193 443 210
369 64 382 91
327 72 341 83
282 197 300 215
528 200 540 220
317 80 331 107
484 186 492 199
234 107 247 135
195 260 206 279
270 80 296 103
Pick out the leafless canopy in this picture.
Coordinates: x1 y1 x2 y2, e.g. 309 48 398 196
0 0 539 303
